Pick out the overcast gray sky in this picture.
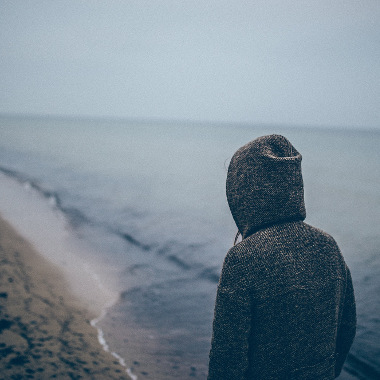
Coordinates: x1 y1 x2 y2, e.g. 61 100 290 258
1 0 379 128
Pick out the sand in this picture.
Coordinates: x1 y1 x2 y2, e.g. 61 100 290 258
0 215 130 379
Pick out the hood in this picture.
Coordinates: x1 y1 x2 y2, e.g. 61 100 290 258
226 134 306 239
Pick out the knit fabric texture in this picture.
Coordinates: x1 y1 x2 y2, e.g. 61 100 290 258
208 135 356 380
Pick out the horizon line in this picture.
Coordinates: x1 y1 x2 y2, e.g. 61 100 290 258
0 111 378 134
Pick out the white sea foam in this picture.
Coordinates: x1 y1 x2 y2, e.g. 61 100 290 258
0 172 116 314
91 309 138 380
0 172 137 379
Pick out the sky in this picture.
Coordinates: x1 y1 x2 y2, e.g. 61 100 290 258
0 0 379 129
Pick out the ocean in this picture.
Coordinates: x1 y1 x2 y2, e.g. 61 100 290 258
0 115 379 379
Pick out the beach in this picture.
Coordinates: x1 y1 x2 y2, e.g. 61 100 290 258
0 214 129 379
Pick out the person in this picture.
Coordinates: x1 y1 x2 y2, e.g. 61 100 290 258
208 134 356 380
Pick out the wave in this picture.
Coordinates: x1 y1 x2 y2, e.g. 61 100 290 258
116 231 152 251
345 352 380 380
0 166 62 207
0 165 94 226
0 165 221 287
0 165 140 379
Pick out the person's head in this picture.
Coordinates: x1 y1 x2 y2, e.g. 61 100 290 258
227 134 306 241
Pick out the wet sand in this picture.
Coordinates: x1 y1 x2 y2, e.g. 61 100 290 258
0 215 129 379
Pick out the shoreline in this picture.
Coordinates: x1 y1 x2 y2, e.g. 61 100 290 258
0 214 131 379
0 170 184 380
0 171 119 317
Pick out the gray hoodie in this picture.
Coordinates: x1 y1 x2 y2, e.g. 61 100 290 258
208 135 356 379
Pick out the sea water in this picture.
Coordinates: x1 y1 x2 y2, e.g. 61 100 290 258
0 115 379 379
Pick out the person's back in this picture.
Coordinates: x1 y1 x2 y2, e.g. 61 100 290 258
208 135 356 380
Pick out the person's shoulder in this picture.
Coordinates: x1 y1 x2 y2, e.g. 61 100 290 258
302 222 340 247
221 238 262 280
220 242 259 288
224 237 260 262
301 222 347 272
223 243 246 268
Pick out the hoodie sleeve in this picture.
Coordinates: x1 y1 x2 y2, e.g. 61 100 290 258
335 266 356 377
208 251 253 380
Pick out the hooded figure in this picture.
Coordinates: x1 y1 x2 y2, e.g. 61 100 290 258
208 135 356 380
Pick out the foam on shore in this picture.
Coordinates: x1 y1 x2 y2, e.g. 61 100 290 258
0 212 132 378
0 171 117 315
0 171 139 379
